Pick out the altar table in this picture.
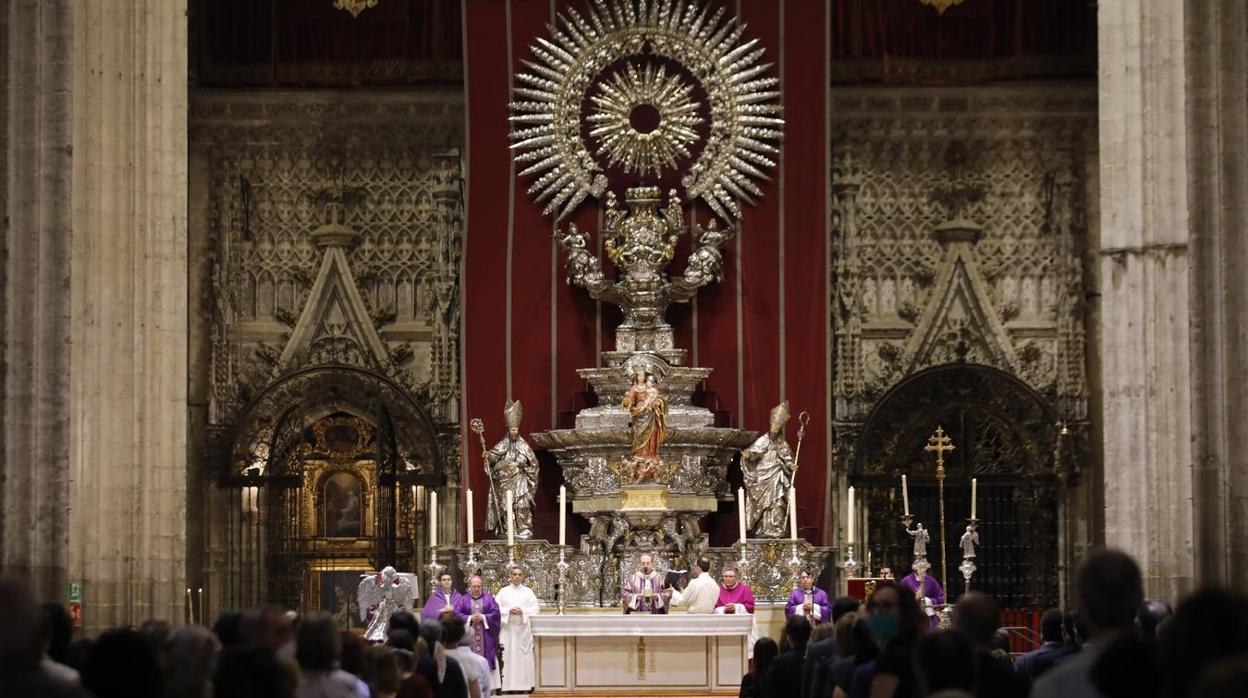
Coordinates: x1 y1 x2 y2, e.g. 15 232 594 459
530 614 753 695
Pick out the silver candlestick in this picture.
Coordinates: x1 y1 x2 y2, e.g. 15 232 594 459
787 539 803 589
840 542 861 584
424 547 446 596
465 543 478 572
555 545 570 615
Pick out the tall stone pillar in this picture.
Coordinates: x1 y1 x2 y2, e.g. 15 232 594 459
1186 1 1248 589
1 0 187 632
66 0 189 633
1 0 75 603
1098 0 1248 596
1096 0 1195 599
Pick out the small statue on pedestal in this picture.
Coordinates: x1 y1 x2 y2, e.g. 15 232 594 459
907 522 931 558
484 400 539 539
741 402 795 538
960 523 979 559
621 370 668 482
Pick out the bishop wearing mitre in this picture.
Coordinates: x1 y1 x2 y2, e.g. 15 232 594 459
622 552 670 614
497 565 540 692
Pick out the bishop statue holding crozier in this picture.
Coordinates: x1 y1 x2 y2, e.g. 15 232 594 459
741 402 795 538
484 400 538 539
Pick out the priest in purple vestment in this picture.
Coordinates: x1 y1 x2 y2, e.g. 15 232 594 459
454 574 501 672
898 569 944 626
622 552 670 614
714 567 756 614
421 572 463 622
785 570 831 625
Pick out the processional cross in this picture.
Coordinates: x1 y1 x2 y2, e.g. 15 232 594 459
923 426 957 601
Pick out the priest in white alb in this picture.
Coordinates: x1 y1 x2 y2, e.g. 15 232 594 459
497 565 540 692
668 557 719 613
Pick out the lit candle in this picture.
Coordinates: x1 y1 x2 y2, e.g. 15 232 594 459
737 487 747 544
971 478 978 520
789 487 798 540
186 588 192 624
559 485 567 547
506 489 515 548
197 588 204 625
466 488 474 545
847 486 856 544
901 474 910 516
430 491 438 547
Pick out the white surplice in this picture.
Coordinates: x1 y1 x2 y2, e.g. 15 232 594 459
669 572 720 613
497 582 540 691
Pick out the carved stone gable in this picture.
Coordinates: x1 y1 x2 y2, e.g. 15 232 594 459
280 245 388 371
904 222 1017 373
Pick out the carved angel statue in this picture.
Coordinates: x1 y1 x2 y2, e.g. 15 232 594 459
356 566 416 642
907 522 931 558
682 219 733 286
557 224 606 288
484 400 539 539
960 524 979 559
741 402 795 538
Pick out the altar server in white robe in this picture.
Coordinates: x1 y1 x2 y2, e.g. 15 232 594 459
497 565 540 692
668 557 719 613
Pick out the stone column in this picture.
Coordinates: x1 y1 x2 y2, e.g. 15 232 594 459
1096 0 1195 599
1 0 75 603
1098 0 1248 597
65 0 188 632
1186 1 1248 589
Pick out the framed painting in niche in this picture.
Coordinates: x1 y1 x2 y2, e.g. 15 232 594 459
320 570 366 630
323 470 364 537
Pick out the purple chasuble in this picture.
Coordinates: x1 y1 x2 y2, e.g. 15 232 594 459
785 586 831 624
420 589 463 622
453 591 501 670
715 583 756 614
898 573 945 626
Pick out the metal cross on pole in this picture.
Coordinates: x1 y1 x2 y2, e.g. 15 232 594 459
924 426 956 598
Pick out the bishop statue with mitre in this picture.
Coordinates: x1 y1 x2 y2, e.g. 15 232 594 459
741 401 795 538
484 400 539 539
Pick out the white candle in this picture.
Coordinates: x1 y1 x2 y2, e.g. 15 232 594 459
466 488 474 545
789 487 798 540
847 486 856 544
901 474 910 516
971 478 978 520
506 489 515 548
737 487 747 544
559 485 567 547
430 491 438 547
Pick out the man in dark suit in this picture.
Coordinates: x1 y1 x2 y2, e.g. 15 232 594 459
802 597 863 698
1016 609 1071 679
766 616 812 698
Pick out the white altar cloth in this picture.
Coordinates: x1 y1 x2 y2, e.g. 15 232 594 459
530 614 752 694
531 613 753 637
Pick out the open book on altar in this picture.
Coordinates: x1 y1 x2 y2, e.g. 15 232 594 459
664 569 688 591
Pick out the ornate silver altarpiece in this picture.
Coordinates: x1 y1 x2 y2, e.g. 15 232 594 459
450 0 832 605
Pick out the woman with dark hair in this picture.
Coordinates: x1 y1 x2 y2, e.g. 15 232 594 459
294 612 368 698
857 580 925 698
739 637 779 698
829 612 881 698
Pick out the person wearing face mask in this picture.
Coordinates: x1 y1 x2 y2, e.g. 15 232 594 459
846 581 925 698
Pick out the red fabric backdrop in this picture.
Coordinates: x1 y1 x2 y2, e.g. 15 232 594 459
461 0 829 546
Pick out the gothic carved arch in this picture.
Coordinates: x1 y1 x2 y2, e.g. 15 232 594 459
225 365 445 482
853 362 1058 480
